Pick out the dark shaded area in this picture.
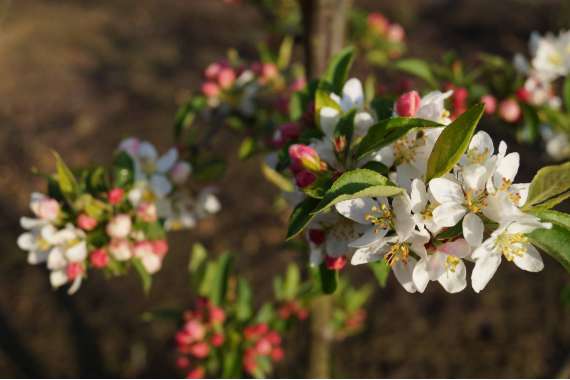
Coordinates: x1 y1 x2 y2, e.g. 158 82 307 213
0 0 568 378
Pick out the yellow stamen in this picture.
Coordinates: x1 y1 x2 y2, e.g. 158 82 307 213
364 203 393 232
495 233 528 261
465 190 486 213
384 243 410 267
445 256 461 272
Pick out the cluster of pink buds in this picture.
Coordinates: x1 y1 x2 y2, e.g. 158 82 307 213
335 309 367 340
288 144 327 188
175 297 226 379
308 228 348 271
367 12 405 43
277 300 309 321
242 323 284 376
201 60 237 100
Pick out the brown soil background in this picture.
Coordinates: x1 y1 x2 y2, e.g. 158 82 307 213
0 0 569 377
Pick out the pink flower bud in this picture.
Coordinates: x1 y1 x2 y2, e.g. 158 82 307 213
184 320 206 341
170 161 192 184
211 333 225 347
31 194 60 221
201 82 220 98
136 202 157 223
77 214 97 231
189 342 210 359
367 12 389 35
255 338 272 355
133 240 154 258
66 262 83 281
118 137 140 156
308 229 326 246
325 255 347 270
186 367 205 379
453 87 468 107
209 306 226 325
109 239 132 261
266 331 281 345
176 356 190 369
217 68 236 89
108 188 125 205
204 62 222 80
480 95 497 114
387 23 405 42
498 99 521 123
516 87 531 103
288 144 322 173
290 78 306 92
271 347 284 362
261 63 278 82
152 240 169 258
295 170 316 188
106 214 132 239
395 90 421 117
90 248 109 268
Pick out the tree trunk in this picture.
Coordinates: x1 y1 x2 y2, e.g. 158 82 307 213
300 0 352 378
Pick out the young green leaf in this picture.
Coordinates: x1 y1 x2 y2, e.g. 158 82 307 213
210 253 233 306
324 46 355 94
283 263 300 300
527 224 570 273
189 243 209 290
524 161 570 211
112 151 135 188
132 258 152 294
236 278 253 321
260 163 294 192
425 103 485 181
52 151 79 198
277 36 294 69
286 196 321 240
238 137 256 160
369 260 391 288
355 117 441 159
312 168 402 215
392 59 438 88
315 87 342 127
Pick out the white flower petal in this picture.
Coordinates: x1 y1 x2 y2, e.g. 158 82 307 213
429 178 464 204
50 270 68 288
462 164 488 192
138 142 158 161
17 233 35 251
27 250 49 265
335 197 378 224
349 228 387 248
68 277 83 295
471 253 502 293
65 241 87 262
513 244 544 272
438 260 467 293
151 175 173 198
432 203 466 228
320 107 340 138
462 213 484 247
156 148 178 173
393 258 418 293
495 152 520 185
410 179 428 213
354 111 375 138
341 78 364 112
412 258 430 293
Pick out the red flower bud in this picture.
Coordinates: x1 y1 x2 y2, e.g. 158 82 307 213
66 262 84 280
77 214 97 231
90 248 109 269
498 99 521 123
288 144 322 173
396 91 421 117
480 95 497 114
295 170 316 188
515 87 531 103
271 347 285 362
325 255 347 271
108 188 125 205
308 229 326 246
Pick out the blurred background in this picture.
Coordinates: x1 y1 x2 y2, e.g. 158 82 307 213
1 0 570 377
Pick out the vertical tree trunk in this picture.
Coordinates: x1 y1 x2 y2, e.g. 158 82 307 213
301 0 352 378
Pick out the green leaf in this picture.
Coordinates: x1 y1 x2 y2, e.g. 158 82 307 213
283 263 300 299
324 46 355 94
286 196 321 240
189 243 209 290
319 263 338 294
564 76 570 112
236 278 253 321
255 303 275 323
524 161 570 211
132 258 152 294
261 163 294 192
425 103 485 181
277 36 294 69
355 117 441 159
360 161 389 175
112 151 135 188
52 151 78 198
87 166 108 194
222 350 242 378
370 96 394 121
238 137 256 160
210 253 233 306
369 260 391 288
312 168 403 215
531 209 570 230
392 59 438 88
527 224 570 272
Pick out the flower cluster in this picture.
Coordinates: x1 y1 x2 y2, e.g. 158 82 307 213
277 300 309 321
276 72 556 294
349 10 406 66
17 139 219 294
175 297 226 379
242 323 285 377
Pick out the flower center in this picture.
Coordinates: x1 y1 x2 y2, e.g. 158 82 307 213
384 242 410 267
37 237 51 251
548 52 562 66
445 256 461 272
466 147 490 164
141 158 157 175
365 203 393 231
330 218 358 242
393 131 426 165
465 190 486 213
495 233 528 261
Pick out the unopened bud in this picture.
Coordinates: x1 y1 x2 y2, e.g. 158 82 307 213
325 255 347 270
108 188 125 205
288 144 323 173
295 170 316 188
77 214 97 231
90 248 109 268
498 99 521 123
396 90 421 117
480 95 497 114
